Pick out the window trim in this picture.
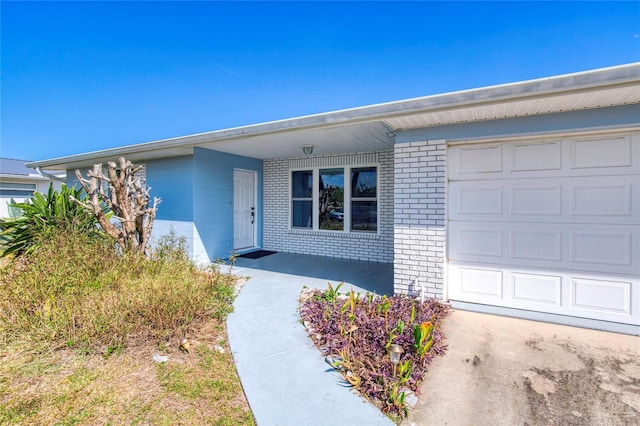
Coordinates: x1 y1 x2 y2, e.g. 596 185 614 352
318 167 345 232
0 181 37 197
289 163 380 235
349 166 378 233
0 182 37 192
290 170 314 229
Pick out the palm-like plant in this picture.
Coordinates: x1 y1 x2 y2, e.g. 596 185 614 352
0 183 104 257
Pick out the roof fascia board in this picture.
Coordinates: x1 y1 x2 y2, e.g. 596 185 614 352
333 62 640 121
0 174 51 181
27 62 640 169
442 124 640 146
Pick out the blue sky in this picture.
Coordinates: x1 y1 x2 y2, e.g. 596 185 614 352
2 1 639 161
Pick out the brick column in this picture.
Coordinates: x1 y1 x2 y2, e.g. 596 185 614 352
393 139 446 299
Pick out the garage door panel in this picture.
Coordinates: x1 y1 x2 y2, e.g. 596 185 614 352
457 144 503 174
570 136 632 169
459 268 503 299
511 185 562 215
511 272 562 306
448 263 639 325
450 175 637 225
571 277 632 316
571 231 632 267
450 222 638 275
511 141 562 171
571 182 632 217
458 187 502 215
455 227 503 257
511 230 562 261
449 134 639 181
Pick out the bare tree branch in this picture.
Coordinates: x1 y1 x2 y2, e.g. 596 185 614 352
73 157 161 255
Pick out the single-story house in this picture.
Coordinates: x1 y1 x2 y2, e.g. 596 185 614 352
28 63 640 335
0 158 65 218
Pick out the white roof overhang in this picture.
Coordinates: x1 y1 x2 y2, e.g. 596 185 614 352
0 174 51 182
28 62 640 171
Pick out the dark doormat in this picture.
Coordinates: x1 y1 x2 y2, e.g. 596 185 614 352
238 250 278 259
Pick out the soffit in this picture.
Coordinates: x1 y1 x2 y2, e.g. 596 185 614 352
198 121 395 160
383 85 640 130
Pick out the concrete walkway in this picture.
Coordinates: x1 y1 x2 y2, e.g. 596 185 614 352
224 253 394 426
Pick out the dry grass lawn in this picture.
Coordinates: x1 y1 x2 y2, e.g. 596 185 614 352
0 230 254 425
0 319 254 425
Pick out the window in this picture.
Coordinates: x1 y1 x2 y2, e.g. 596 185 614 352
319 168 344 231
290 166 378 233
0 182 37 197
351 167 377 232
291 170 313 228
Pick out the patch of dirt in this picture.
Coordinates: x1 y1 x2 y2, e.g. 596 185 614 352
1 318 253 425
233 276 249 295
525 337 544 351
523 345 639 426
464 355 482 366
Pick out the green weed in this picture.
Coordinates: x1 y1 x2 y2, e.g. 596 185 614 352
0 224 252 425
0 228 237 352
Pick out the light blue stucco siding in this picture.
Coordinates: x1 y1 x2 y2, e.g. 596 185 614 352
395 104 640 144
146 156 194 221
67 157 194 221
193 147 263 261
65 170 85 188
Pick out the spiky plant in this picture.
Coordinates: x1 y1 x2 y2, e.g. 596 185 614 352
0 183 104 257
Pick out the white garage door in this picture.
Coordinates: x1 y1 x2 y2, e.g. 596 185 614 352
447 133 640 326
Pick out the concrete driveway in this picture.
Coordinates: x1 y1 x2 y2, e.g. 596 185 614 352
405 310 640 426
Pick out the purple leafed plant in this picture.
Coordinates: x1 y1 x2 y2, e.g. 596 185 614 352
299 284 451 421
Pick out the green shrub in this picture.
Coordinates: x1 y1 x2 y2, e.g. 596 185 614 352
0 183 102 257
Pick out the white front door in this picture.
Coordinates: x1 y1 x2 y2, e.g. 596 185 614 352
234 170 255 250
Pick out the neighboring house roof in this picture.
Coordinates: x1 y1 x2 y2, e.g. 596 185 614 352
1 158 48 181
28 62 640 171
1 158 41 176
0 158 66 181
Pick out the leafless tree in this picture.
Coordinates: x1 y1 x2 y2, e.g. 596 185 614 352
73 157 160 255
